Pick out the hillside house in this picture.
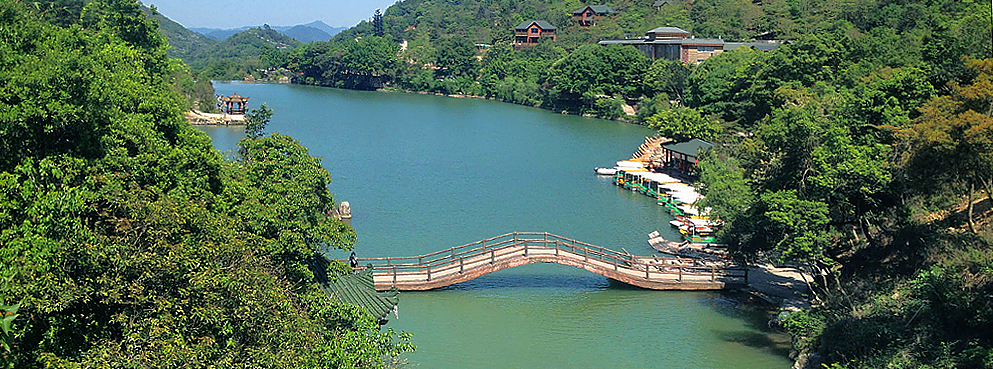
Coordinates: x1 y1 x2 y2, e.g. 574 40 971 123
571 5 617 27
598 27 724 64
514 20 557 50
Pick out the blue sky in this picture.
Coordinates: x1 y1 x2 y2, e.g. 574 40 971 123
145 0 398 29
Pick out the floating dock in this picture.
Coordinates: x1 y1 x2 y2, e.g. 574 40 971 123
597 135 722 248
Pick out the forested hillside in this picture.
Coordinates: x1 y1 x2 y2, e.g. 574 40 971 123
193 26 302 79
0 1 411 367
147 8 304 81
142 5 217 62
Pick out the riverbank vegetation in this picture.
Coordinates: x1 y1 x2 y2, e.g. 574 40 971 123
0 1 412 367
263 0 993 367
688 19 992 369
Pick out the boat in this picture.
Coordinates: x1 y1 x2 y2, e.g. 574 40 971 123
648 231 728 261
594 167 617 175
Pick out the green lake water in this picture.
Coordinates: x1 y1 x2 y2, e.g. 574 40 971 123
200 82 793 368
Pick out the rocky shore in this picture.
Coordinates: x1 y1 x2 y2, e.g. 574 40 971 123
746 262 818 369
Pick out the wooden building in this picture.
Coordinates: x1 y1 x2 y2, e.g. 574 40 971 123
514 20 557 50
571 5 617 27
220 93 250 115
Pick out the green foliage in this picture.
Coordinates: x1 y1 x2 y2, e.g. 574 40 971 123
186 26 301 80
0 2 412 367
695 149 753 246
372 9 385 37
685 47 769 124
170 63 217 112
141 4 217 61
759 190 833 264
645 107 723 141
435 38 479 78
549 44 649 98
0 272 20 369
635 93 672 123
900 58 993 209
644 58 692 104
244 103 273 139
293 37 400 90
781 309 826 353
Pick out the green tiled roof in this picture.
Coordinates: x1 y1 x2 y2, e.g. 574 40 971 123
515 20 557 31
312 257 399 322
661 138 714 158
572 5 617 15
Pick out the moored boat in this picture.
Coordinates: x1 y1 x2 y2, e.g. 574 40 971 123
594 167 617 175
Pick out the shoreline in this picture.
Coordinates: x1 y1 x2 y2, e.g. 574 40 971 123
209 79 646 125
377 87 645 125
185 110 245 125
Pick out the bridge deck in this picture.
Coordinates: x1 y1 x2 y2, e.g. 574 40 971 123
352 232 746 291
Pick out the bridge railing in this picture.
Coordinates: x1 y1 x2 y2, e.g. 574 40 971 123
351 232 747 285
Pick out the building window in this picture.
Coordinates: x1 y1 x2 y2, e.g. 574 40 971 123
698 46 714 52
531 28 539 34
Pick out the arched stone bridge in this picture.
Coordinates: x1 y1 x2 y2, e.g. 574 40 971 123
352 232 747 291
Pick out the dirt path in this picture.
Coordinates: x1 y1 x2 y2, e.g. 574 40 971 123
748 262 813 310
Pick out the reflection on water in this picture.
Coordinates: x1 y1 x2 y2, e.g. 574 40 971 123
200 82 793 369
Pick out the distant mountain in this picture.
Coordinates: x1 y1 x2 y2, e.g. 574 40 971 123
142 6 217 61
297 21 347 38
195 28 245 41
190 21 345 43
279 25 333 43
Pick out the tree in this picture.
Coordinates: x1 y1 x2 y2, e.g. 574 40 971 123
644 57 692 104
338 36 400 89
684 47 767 125
547 44 649 114
645 108 723 141
435 38 479 79
695 148 754 250
549 45 649 98
0 3 412 366
245 103 273 139
372 9 385 37
901 58 993 233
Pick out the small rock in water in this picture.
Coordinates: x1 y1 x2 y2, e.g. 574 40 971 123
338 201 351 219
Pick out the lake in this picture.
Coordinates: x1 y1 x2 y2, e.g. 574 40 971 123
200 82 792 368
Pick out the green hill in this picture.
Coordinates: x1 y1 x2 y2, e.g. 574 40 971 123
282 24 332 43
335 0 694 49
209 25 302 59
141 5 217 61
